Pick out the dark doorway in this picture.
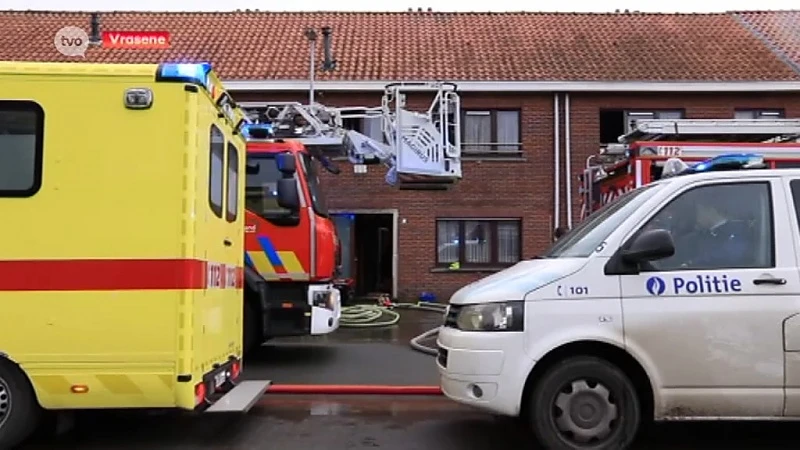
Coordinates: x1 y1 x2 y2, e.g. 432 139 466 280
354 213 394 297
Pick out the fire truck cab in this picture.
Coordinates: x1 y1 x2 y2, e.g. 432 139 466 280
580 118 800 220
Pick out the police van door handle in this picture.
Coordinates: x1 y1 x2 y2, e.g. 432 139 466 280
753 276 786 286
223 239 232 247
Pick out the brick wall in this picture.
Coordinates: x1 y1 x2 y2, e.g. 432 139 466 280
234 89 800 301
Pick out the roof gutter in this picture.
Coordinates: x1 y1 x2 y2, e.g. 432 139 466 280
223 80 800 93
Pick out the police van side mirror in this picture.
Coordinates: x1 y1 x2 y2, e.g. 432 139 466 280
622 229 675 263
276 178 300 210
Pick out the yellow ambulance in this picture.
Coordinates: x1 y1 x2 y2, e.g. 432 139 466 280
0 61 270 448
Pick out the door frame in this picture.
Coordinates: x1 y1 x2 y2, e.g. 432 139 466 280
330 208 399 299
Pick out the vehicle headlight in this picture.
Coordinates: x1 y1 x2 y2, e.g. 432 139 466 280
455 301 524 332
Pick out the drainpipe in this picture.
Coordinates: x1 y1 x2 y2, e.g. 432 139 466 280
565 93 572 229
553 93 560 230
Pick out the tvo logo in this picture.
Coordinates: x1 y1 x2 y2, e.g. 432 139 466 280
645 276 667 296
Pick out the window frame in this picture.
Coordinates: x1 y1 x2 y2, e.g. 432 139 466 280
633 180 775 273
460 109 522 155
0 100 45 198
624 109 686 134
208 125 225 219
435 218 522 268
734 108 785 119
225 141 239 223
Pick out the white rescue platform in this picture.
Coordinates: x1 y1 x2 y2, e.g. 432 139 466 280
205 380 271 413
238 82 462 185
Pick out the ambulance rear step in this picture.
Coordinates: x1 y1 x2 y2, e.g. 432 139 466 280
205 380 271 413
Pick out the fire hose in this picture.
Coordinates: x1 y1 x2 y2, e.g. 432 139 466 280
338 301 447 356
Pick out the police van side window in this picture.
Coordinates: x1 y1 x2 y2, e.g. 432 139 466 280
0 101 44 197
208 125 225 219
225 142 239 223
637 182 774 272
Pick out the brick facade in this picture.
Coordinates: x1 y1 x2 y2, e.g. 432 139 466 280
235 89 800 300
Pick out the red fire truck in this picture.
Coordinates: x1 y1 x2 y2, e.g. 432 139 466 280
580 118 800 220
236 83 462 352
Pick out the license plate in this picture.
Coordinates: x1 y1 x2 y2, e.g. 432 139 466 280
214 371 227 388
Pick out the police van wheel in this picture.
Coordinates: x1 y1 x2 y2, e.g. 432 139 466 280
0 360 41 449
529 356 640 450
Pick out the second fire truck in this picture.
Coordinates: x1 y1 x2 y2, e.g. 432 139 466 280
580 118 800 220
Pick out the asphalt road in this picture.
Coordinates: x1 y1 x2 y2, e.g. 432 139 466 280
21 395 800 449
16 309 800 448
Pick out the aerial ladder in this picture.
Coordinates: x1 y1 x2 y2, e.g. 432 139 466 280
237 81 462 186
580 118 800 219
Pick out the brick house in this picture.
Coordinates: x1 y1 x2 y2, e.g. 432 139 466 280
2 10 800 300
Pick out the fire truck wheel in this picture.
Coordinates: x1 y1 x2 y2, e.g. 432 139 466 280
0 359 41 449
528 356 640 450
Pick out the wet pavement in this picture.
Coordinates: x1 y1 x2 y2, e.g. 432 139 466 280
242 308 442 386
21 395 800 449
16 308 800 448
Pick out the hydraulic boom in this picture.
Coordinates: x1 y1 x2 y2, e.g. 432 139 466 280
238 82 462 185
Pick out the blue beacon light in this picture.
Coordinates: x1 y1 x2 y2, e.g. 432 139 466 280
241 123 275 140
156 63 213 88
687 153 766 174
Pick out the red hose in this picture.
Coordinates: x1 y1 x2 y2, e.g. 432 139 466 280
267 384 443 395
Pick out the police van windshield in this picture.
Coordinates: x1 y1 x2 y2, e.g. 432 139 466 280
245 155 293 219
544 183 664 258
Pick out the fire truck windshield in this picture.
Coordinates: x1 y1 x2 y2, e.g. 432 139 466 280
245 154 294 220
544 183 663 258
299 153 328 218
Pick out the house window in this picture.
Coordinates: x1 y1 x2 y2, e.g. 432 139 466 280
462 110 521 155
599 109 685 144
0 101 44 197
436 219 521 267
734 109 785 119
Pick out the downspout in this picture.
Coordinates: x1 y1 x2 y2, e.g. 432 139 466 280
553 93 560 230
565 93 572 229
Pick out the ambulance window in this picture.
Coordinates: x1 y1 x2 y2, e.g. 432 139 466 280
208 125 225 219
637 182 774 272
225 142 239 222
0 101 44 197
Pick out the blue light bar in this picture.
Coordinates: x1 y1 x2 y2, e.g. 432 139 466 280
155 63 212 88
686 153 766 174
241 123 275 139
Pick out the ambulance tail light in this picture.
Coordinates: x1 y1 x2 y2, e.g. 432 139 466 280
156 63 212 90
231 360 241 380
194 382 207 405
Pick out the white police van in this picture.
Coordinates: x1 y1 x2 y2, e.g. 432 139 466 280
437 154 800 449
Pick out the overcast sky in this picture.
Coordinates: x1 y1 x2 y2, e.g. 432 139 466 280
2 0 798 13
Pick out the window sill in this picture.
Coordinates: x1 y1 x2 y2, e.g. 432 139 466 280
430 266 507 274
463 155 526 163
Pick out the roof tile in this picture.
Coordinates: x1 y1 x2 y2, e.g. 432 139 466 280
0 10 798 82
734 10 800 74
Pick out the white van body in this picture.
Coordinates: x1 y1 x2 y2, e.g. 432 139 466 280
437 168 800 449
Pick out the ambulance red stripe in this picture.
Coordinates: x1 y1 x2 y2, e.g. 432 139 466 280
0 259 244 291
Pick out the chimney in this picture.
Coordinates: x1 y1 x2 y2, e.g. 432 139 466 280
321 26 336 71
427 7 432 12
89 12 102 46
